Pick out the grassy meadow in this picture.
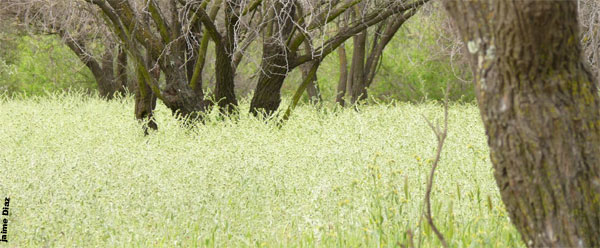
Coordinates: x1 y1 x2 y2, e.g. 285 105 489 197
0 93 522 247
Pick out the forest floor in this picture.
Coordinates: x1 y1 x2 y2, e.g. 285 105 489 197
0 93 521 247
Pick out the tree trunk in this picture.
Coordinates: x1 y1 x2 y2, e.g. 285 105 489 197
213 36 237 113
250 43 289 115
301 60 321 105
185 45 199 94
161 65 208 118
349 29 368 104
63 37 122 100
134 67 157 135
364 14 411 88
336 44 349 106
250 1 295 116
156 31 209 118
193 0 238 114
98 49 117 99
215 0 240 113
445 1 600 246
115 45 129 96
300 41 321 105
342 12 412 106
134 52 158 135
97 0 208 119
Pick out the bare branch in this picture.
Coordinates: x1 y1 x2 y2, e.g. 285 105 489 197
421 84 450 248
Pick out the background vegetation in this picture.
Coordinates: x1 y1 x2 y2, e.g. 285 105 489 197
0 34 95 95
0 8 473 103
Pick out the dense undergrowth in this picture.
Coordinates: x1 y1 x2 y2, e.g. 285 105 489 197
0 93 521 247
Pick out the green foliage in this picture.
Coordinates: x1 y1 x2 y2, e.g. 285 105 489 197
371 10 473 103
0 93 521 247
0 35 95 96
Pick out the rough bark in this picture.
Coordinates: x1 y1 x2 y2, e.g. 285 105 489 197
134 67 158 135
193 0 239 113
98 49 117 98
161 64 208 118
249 1 295 116
213 44 237 112
250 42 290 116
445 1 600 246
185 50 201 95
215 0 239 112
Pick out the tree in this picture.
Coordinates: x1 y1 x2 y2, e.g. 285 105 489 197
346 8 416 105
300 41 322 105
2 0 130 99
249 0 426 116
4 0 427 123
63 37 129 99
85 0 208 118
335 42 349 105
445 0 600 246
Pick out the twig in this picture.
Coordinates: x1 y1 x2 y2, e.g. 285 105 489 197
421 84 450 248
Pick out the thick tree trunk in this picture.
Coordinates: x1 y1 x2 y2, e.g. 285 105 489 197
216 0 239 113
161 66 208 118
445 1 600 247
250 43 289 116
214 39 237 113
250 1 295 116
336 44 349 106
194 0 238 114
156 32 209 118
100 0 208 119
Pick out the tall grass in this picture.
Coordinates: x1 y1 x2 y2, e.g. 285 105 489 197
0 93 520 247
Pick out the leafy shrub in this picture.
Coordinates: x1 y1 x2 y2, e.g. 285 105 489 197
0 35 95 96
